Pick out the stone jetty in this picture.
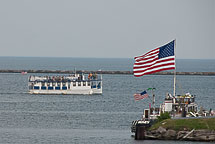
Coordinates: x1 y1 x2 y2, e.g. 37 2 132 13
0 69 215 76
134 117 215 142
144 127 215 141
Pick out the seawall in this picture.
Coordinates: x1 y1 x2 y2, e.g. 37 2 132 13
0 69 215 76
144 127 215 141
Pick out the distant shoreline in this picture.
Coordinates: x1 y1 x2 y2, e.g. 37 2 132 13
0 70 215 76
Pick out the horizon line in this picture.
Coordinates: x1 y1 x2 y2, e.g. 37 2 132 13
0 56 214 60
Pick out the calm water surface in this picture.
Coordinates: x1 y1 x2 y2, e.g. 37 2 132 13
0 57 214 144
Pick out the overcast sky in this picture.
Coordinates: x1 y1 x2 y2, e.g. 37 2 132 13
0 0 214 59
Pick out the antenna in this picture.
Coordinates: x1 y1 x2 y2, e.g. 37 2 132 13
74 68 76 75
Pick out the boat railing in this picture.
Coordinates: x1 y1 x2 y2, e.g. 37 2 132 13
29 78 102 83
29 75 102 83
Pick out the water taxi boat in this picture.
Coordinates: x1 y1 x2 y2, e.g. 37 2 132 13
28 73 102 95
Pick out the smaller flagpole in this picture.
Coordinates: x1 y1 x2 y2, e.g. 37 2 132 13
148 88 156 117
173 39 176 97
152 90 155 117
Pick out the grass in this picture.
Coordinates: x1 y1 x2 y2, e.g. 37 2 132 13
150 118 215 131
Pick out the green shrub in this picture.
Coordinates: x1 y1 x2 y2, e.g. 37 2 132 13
157 112 171 122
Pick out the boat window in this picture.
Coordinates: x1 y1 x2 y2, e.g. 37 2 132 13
88 81 91 86
62 86 67 90
34 86 40 90
78 82 81 86
48 87 53 90
73 82 76 87
144 109 149 119
41 86 47 90
83 81 86 86
29 83 34 89
91 82 96 88
91 85 96 88
97 82 101 89
55 86 60 90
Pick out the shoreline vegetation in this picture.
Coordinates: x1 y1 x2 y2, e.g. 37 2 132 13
0 70 215 76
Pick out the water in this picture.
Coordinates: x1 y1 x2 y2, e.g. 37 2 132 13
0 57 214 144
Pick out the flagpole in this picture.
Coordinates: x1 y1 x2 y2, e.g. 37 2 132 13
148 88 156 117
173 39 176 97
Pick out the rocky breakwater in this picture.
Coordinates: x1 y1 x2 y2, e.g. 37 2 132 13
0 70 215 76
141 117 215 142
146 126 215 141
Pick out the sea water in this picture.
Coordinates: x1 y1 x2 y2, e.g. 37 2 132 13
0 57 214 144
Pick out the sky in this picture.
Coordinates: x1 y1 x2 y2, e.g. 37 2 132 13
0 0 214 59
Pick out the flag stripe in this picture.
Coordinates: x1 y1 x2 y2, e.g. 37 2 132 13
133 63 175 75
134 57 159 65
136 51 159 62
134 57 175 69
136 47 159 58
135 54 158 62
134 63 175 74
134 48 159 61
133 93 149 100
134 67 175 77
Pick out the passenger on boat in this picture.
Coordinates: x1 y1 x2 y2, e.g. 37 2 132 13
88 73 93 79
92 73 97 80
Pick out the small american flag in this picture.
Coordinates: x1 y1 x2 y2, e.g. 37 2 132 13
133 40 175 77
133 90 149 101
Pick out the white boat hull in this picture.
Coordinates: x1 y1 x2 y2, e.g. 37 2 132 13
29 89 93 95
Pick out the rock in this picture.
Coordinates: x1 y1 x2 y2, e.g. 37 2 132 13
208 135 215 141
156 126 166 134
145 129 215 141
195 135 213 141
149 130 157 134
194 130 213 137
163 129 177 139
186 135 215 141
176 131 188 140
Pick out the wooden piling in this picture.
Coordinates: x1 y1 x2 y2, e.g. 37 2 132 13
135 124 146 140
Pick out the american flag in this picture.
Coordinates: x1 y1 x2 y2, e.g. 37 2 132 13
133 90 149 101
133 40 175 77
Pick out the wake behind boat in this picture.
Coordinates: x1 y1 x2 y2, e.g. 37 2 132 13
28 73 102 95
